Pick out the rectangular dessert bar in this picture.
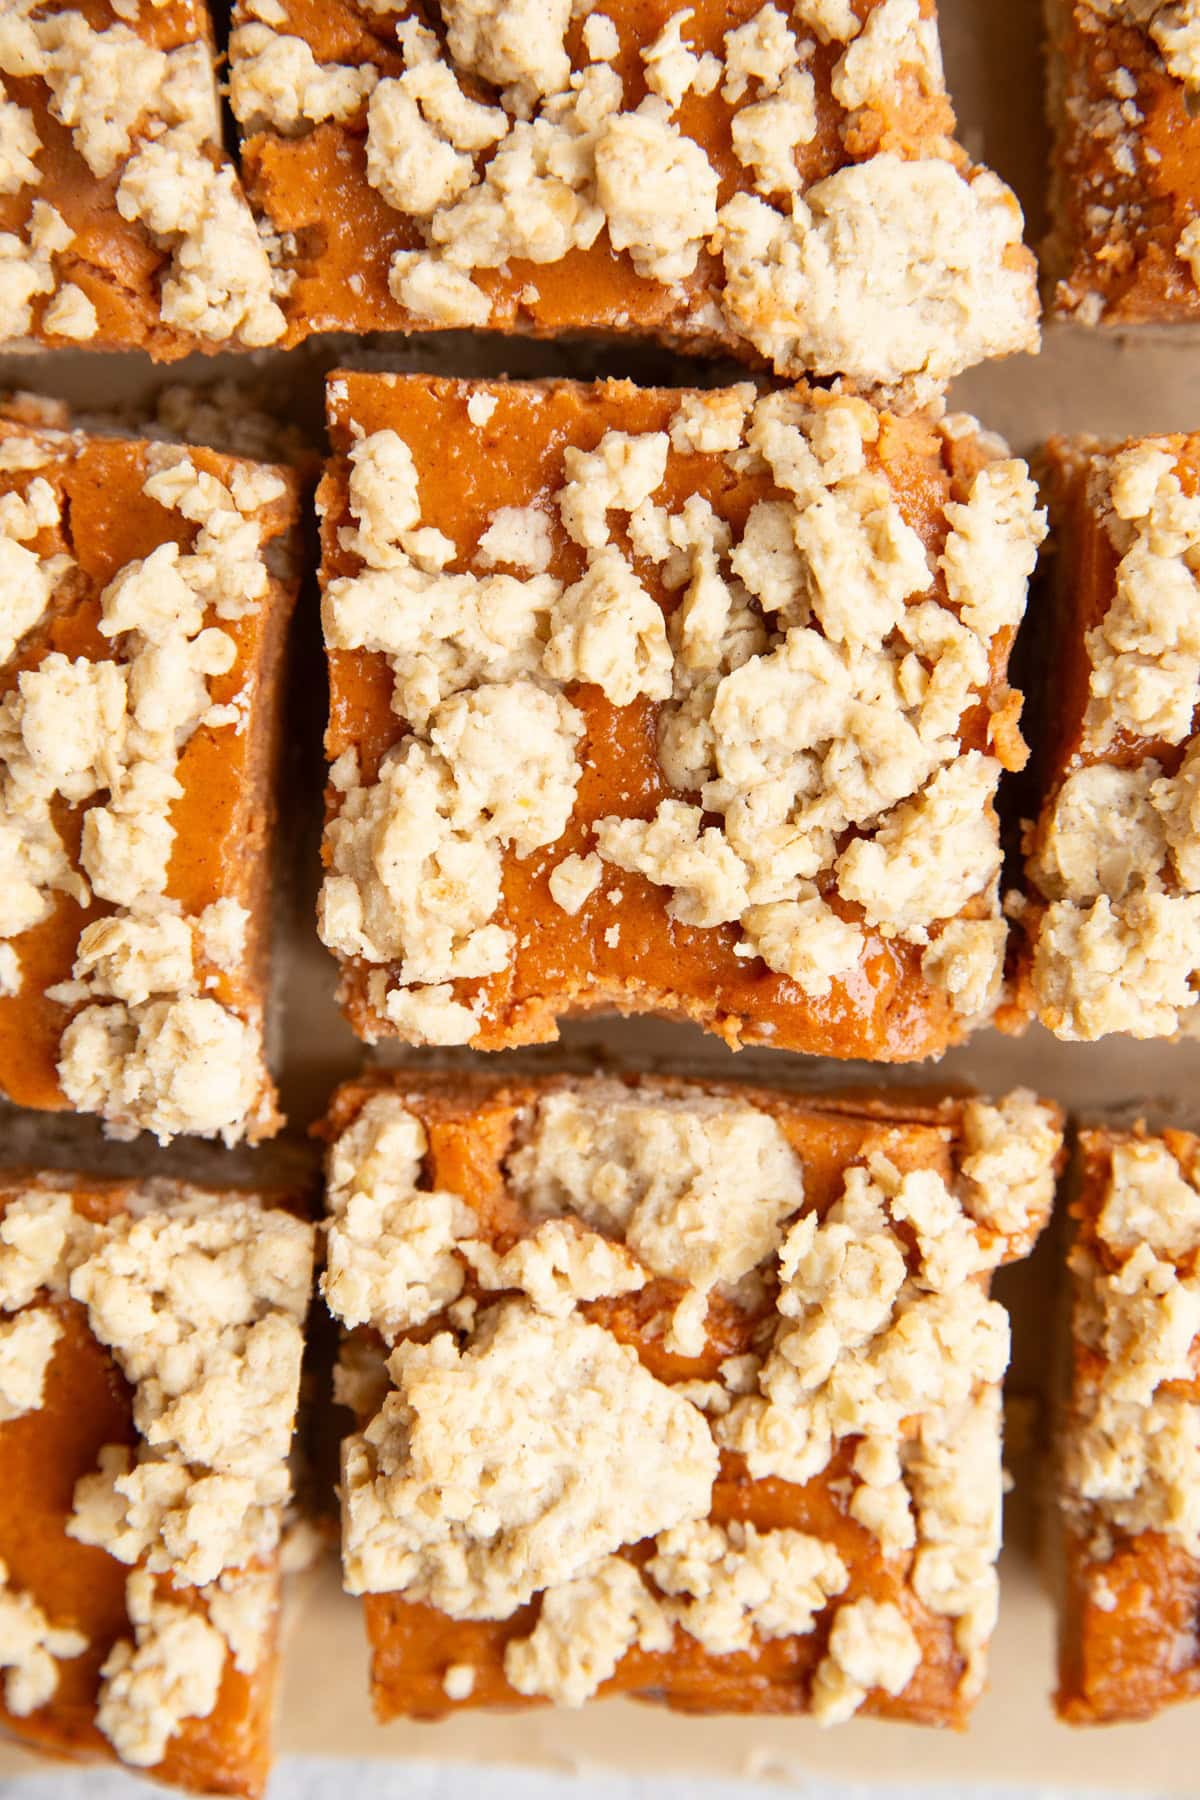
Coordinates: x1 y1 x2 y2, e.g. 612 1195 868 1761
0 402 302 1143
0 0 288 356
319 1072 1063 1725
1045 0 1200 325
1057 1127 1200 1723
318 370 1046 1063
0 1171 315 1796
1017 433 1200 1041
231 0 1038 397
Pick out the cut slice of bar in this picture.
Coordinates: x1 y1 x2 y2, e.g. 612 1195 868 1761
317 371 1046 1063
0 1171 315 1795
0 0 288 356
1045 0 1200 325
0 403 302 1143
231 0 1038 397
1017 432 1200 1041
319 1070 1063 1724
1057 1126 1200 1723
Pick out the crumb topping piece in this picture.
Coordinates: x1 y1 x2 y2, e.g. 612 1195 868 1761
339 1300 719 1614
508 1084 805 1356
810 1595 922 1725
96 1570 226 1769
0 1556 86 1718
321 389 1045 1044
0 1305 59 1422
66 1198 313 1588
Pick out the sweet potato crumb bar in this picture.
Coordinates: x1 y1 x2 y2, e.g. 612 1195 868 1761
1018 432 1200 1041
231 0 1038 399
1046 0 1200 326
318 370 1045 1064
1058 1127 1200 1723
0 1 288 356
0 404 301 1144
320 1071 1063 1724
0 1172 315 1797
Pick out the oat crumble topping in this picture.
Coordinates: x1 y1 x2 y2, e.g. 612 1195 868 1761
0 1183 311 1757
1064 1135 1200 1560
1027 440 1200 1040
0 1557 86 1718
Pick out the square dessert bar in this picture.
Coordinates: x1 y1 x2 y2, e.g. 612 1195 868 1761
232 0 1038 396
1057 1127 1200 1723
0 0 288 356
0 1171 315 1796
0 403 302 1143
1046 0 1200 325
318 371 1046 1062
1018 433 1200 1041
319 1072 1063 1723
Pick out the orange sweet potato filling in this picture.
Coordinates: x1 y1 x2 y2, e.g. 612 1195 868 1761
1048 2 1200 323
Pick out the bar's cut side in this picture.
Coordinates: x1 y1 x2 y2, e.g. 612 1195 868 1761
0 0 288 356
0 403 301 1143
1058 1128 1200 1724
1045 0 1200 325
231 0 1038 396
317 371 1045 1062
0 1173 315 1797
1018 433 1200 1041
320 1070 1063 1723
